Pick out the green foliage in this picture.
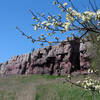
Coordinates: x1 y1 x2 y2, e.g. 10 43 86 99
88 32 100 74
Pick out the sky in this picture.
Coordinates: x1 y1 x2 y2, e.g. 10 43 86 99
0 0 55 62
0 0 99 63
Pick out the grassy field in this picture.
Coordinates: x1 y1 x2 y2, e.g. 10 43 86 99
0 74 100 100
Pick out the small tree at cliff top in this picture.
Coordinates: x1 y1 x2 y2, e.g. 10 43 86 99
16 0 100 96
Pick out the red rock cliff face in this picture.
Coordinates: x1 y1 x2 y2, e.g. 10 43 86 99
0 39 91 76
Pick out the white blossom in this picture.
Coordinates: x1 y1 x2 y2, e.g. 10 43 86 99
63 22 71 31
34 25 38 31
46 23 52 26
66 14 74 22
63 3 68 7
96 9 100 20
41 21 47 25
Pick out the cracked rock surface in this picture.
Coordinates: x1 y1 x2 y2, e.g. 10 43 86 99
0 39 91 76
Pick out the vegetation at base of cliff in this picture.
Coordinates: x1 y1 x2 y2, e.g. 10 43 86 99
0 75 100 100
87 32 100 74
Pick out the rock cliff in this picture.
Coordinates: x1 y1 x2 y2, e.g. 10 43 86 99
0 39 91 76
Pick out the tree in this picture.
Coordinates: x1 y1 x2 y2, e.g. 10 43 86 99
16 0 100 46
16 0 100 97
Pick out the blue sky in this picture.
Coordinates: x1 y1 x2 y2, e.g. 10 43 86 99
0 0 99 63
0 0 54 62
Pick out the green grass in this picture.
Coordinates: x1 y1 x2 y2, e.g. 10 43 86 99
35 81 100 100
0 74 100 100
0 75 45 100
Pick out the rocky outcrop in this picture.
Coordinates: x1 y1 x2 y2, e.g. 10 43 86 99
0 39 91 76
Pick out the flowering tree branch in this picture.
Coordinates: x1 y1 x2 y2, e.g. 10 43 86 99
16 0 100 96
